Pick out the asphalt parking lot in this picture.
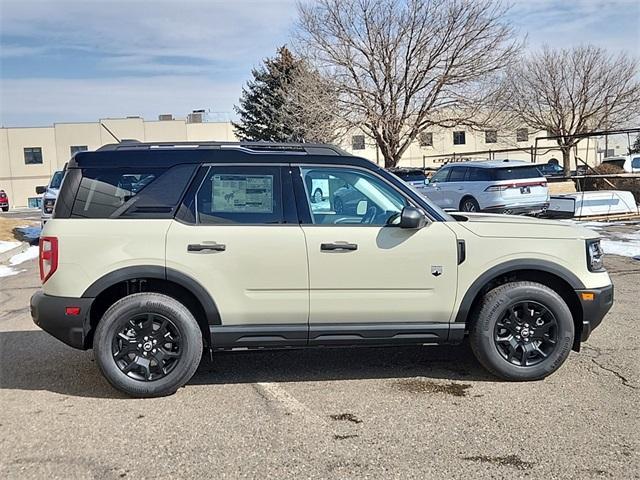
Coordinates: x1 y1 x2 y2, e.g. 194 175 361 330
0 215 638 479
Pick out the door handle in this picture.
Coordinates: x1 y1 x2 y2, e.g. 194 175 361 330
321 242 358 251
187 243 226 252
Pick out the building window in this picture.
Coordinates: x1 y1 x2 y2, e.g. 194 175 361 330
70 145 88 156
24 147 43 165
419 132 433 147
453 131 466 145
351 135 365 150
485 130 497 144
516 128 529 142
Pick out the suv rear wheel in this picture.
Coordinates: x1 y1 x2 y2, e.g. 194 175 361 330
470 281 574 381
94 293 203 397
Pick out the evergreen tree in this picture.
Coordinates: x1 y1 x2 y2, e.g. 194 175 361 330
233 47 304 142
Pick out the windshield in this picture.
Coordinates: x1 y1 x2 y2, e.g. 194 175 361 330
49 171 65 189
493 166 543 180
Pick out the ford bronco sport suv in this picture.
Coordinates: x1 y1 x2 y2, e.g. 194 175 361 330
31 142 613 397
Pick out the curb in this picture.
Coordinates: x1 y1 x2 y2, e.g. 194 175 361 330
0 242 30 264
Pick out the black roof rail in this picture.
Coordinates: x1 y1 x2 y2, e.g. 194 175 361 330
95 141 349 156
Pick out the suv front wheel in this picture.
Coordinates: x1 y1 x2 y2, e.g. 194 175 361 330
470 281 574 381
94 293 203 397
460 196 480 212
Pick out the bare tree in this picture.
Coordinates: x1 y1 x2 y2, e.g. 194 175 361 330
282 65 349 144
501 46 640 174
295 0 519 167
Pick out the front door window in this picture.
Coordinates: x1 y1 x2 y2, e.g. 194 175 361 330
300 167 408 226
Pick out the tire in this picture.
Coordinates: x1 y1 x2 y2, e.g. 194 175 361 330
469 281 574 381
459 196 480 212
94 293 203 397
334 197 344 214
312 188 323 203
1 206 7 212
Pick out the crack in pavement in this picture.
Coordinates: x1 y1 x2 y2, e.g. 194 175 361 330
583 345 638 390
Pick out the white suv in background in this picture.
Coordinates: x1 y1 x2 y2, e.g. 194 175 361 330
423 160 549 214
36 170 65 227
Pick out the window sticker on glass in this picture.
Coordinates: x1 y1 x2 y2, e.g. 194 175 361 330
212 174 274 213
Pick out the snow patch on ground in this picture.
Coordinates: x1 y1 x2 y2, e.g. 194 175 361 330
0 241 21 254
9 246 39 266
602 239 640 257
0 265 24 278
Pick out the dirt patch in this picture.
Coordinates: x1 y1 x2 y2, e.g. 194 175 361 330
463 454 534 470
0 217 37 242
329 413 363 424
333 434 358 440
393 378 471 397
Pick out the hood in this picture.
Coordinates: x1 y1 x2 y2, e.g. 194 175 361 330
43 187 59 199
454 212 599 240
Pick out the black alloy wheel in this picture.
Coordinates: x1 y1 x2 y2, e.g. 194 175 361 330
112 313 182 381
461 197 479 212
493 301 558 367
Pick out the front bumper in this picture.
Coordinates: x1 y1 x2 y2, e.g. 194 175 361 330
30 290 94 350
483 202 549 215
576 284 614 342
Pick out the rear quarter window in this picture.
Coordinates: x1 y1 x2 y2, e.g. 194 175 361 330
71 168 165 218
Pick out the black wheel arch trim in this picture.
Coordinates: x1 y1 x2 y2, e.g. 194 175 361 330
82 265 221 325
454 259 585 323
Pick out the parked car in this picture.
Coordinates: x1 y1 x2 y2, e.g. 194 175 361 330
0 190 9 212
31 142 613 397
601 155 640 173
36 170 65 227
389 168 429 195
332 183 369 214
423 160 549 214
538 161 564 177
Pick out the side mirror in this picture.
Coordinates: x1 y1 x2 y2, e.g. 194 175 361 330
356 200 368 216
398 206 427 229
35 186 46 194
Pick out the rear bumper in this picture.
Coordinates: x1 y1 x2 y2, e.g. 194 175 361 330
0 201 8 207
483 202 549 215
577 284 614 342
30 290 93 350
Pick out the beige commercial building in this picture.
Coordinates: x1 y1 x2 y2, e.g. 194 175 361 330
1 115 604 208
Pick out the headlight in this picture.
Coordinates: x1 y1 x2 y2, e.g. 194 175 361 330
43 198 56 214
586 239 605 272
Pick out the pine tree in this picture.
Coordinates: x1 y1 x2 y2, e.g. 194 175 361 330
233 47 304 142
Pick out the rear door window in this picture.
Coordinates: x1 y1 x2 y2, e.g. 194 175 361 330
467 168 492 181
193 166 284 225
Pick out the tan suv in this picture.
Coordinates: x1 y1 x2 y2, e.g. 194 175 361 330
30 142 613 397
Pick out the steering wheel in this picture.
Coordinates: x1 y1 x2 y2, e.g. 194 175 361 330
360 205 379 224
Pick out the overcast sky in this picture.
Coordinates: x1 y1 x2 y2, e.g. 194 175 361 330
1 0 638 127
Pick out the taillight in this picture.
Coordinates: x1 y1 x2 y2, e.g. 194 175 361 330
485 181 547 192
39 236 58 283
